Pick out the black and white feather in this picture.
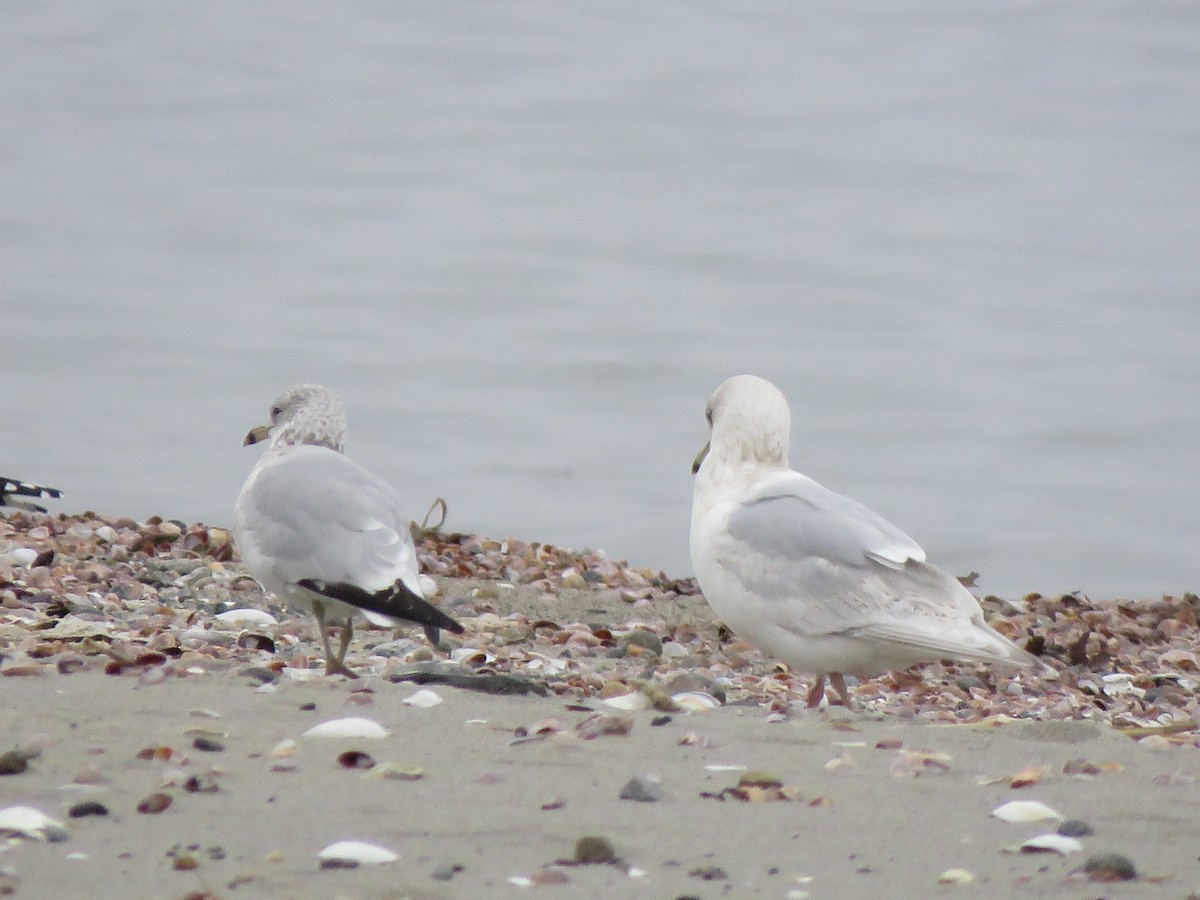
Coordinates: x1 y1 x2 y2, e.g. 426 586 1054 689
0 478 62 513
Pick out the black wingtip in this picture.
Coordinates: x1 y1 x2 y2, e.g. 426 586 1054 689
297 578 465 639
0 478 62 512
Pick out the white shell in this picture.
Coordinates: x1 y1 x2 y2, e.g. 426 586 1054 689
671 691 721 712
991 800 1065 823
215 608 278 626
402 689 443 709
417 574 439 597
317 840 399 865
1101 673 1144 698
1018 833 1083 855
523 652 567 675
450 648 493 665
269 738 297 757
0 805 65 839
938 868 976 884
705 764 747 772
302 717 389 739
602 692 650 711
43 616 111 639
365 763 425 781
2 548 37 567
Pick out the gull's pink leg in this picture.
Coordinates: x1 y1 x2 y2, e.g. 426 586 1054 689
830 672 854 707
805 675 827 708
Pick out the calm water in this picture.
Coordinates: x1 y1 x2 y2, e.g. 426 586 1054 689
3 1 1198 596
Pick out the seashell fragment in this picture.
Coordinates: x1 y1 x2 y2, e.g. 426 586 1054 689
215 609 278 627
136 792 172 814
402 689 443 709
1080 852 1137 882
1016 833 1083 855
602 692 649 712
991 800 1064 823
938 868 976 884
303 717 389 740
576 713 633 740
269 738 297 757
449 647 492 665
317 840 399 867
365 763 424 781
670 691 721 713
0 805 66 840
1009 765 1046 788
3 548 38 567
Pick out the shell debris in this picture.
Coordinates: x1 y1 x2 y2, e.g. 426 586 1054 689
0 806 67 841
302 717 389 740
317 840 399 868
402 689 443 709
991 800 1065 823
1014 833 1084 855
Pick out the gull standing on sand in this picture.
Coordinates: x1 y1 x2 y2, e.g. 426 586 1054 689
234 384 464 676
689 375 1046 707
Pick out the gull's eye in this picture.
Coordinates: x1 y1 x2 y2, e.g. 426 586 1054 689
705 406 714 425
270 405 283 419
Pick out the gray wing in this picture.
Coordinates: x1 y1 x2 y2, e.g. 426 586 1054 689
235 445 421 596
728 470 926 571
723 471 1001 650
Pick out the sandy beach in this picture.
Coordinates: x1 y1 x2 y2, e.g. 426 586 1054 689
2 510 1198 899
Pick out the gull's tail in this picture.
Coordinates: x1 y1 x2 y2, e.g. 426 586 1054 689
297 577 465 644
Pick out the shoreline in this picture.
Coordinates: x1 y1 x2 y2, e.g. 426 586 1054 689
1 509 1198 897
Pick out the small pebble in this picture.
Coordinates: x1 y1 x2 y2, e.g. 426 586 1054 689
1057 819 1095 837
574 835 618 864
432 863 464 881
240 666 279 685
136 792 172 814
618 773 664 802
0 751 30 776
67 801 109 818
192 736 225 753
618 630 663 657
337 750 376 770
1083 852 1137 882
184 775 219 793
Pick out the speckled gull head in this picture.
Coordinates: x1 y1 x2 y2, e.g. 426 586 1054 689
243 384 348 453
692 374 791 475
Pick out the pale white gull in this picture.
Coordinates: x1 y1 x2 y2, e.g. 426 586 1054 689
234 384 463 677
689 374 1048 707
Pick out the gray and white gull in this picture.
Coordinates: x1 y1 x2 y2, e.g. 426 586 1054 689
234 384 463 677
